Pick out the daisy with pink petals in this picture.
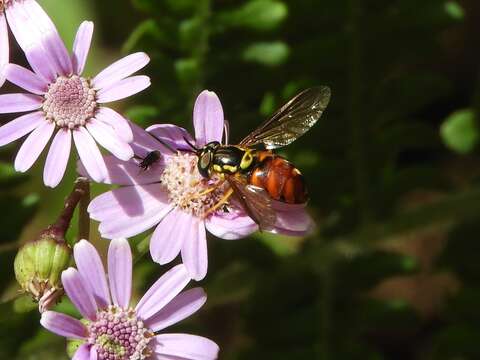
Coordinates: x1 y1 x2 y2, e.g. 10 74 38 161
0 15 150 187
87 90 314 281
41 239 219 360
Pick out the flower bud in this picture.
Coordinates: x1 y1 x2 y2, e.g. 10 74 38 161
14 229 71 312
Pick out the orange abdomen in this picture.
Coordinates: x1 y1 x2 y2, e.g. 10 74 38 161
249 151 308 204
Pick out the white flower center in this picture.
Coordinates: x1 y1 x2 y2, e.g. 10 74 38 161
43 75 97 129
87 306 153 360
160 152 225 217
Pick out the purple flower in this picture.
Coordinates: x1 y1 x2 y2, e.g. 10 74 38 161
0 13 150 187
86 90 313 280
41 239 219 360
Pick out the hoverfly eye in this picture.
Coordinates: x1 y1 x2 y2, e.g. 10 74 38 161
198 152 211 178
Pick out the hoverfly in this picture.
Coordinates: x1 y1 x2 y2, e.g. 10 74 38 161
185 86 331 230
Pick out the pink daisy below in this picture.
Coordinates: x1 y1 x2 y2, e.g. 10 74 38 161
86 90 314 281
0 14 150 187
40 239 219 360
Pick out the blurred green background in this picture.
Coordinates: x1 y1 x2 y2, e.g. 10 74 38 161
2 0 480 359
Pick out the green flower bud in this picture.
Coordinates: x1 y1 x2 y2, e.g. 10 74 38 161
14 228 71 312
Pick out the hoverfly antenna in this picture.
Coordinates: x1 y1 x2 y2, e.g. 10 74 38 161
183 136 199 153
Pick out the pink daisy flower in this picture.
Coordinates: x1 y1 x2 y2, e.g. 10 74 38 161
41 239 219 360
86 90 314 281
0 13 150 187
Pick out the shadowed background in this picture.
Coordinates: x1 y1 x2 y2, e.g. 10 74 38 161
1 0 480 359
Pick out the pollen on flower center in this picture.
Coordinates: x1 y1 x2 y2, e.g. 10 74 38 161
43 75 97 130
87 305 153 360
160 152 225 218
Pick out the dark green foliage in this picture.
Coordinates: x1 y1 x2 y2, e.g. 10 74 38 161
2 0 480 359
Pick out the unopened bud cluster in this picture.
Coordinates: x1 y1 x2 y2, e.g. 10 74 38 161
14 231 71 312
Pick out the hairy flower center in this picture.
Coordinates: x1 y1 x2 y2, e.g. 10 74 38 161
87 306 153 360
43 75 97 129
160 152 225 217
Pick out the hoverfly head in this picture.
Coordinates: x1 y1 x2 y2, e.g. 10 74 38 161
197 142 220 178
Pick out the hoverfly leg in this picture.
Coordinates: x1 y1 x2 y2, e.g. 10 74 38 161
204 187 235 217
184 179 225 203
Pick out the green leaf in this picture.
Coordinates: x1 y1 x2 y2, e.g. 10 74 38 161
218 0 288 31
179 18 203 50
259 92 276 116
444 1 465 20
175 58 200 84
254 232 305 256
440 108 479 154
124 105 160 126
123 19 164 53
243 41 290 66
131 0 158 12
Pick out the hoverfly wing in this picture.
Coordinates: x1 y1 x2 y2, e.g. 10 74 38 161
240 86 331 149
227 175 277 231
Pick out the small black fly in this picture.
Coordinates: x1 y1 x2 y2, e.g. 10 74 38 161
139 150 161 171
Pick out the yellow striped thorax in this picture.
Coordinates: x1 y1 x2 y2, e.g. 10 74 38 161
197 142 257 178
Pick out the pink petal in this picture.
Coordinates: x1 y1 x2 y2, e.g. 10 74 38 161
97 75 151 103
130 121 170 157
145 288 207 332
72 21 93 75
78 154 164 186
25 45 58 83
108 238 132 309
73 344 91 360
5 63 48 95
135 264 190 321
96 107 133 143
88 184 173 239
43 128 71 188
61 268 97 321
181 219 208 281
40 311 87 340
92 52 150 90
86 118 133 161
150 209 194 265
0 93 43 113
73 240 111 309
272 207 315 236
193 90 224 146
146 124 195 153
5 3 56 82
89 347 98 360
206 212 258 240
73 127 107 183
154 334 219 360
22 0 72 76
5 3 38 50
0 111 44 147
0 15 8 87
14 120 54 172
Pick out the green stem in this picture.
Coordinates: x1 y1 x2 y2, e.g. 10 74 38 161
50 177 89 239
